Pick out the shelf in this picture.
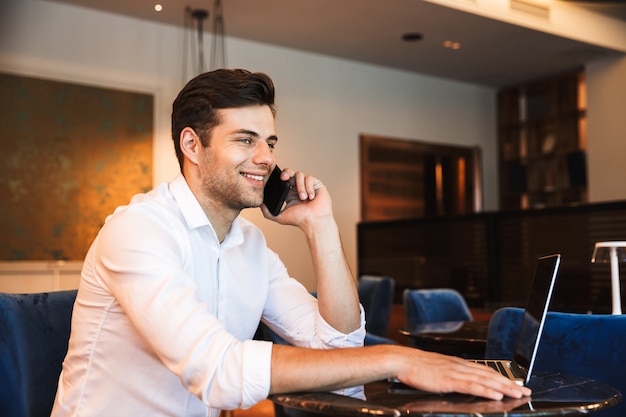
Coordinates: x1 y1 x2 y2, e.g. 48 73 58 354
497 69 587 210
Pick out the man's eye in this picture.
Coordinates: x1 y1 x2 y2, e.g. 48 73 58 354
268 142 276 149
240 138 252 144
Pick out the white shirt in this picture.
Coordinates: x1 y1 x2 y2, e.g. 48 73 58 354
51 174 365 417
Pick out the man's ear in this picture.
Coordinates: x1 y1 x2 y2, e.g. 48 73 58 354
180 127 200 165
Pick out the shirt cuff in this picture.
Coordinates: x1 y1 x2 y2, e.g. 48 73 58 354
241 339 273 408
315 304 366 348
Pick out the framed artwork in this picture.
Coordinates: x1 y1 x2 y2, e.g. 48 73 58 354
0 72 153 260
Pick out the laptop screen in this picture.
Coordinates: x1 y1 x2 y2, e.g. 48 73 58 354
513 254 561 380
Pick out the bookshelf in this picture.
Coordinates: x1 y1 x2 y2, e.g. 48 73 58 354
498 70 587 210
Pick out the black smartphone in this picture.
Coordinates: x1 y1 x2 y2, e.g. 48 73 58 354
263 165 291 216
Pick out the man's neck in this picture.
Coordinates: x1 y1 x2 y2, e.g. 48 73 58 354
181 170 238 243
203 203 237 243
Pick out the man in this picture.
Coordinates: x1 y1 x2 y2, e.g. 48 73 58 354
52 69 529 417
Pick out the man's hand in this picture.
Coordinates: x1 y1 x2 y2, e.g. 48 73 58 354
271 345 532 401
261 167 361 335
392 348 532 400
261 168 333 229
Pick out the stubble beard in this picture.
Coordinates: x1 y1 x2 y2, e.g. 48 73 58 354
201 168 263 212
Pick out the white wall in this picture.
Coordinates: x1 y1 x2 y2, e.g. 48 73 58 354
0 261 82 293
586 55 626 203
0 0 533 292
0 0 497 289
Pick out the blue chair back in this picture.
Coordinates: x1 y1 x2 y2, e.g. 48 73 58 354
403 288 473 329
486 307 626 417
259 281 398 346
0 290 77 417
358 275 395 338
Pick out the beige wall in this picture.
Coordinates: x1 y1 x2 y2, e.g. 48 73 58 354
0 261 82 293
586 56 626 203
1 0 624 293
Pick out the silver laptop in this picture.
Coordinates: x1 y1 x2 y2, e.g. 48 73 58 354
474 253 561 385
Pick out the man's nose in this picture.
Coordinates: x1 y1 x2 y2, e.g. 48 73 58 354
253 142 274 165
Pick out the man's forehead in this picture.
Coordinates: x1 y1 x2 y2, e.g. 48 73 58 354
215 106 276 136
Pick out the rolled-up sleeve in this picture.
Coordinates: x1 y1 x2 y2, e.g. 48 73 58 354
77 196 276 411
260 248 366 350
313 304 367 348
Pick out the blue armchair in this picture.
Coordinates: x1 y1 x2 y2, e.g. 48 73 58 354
486 307 626 417
403 288 473 329
0 290 77 417
358 275 395 342
260 277 397 346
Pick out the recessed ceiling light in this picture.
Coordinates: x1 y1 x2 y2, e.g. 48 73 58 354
443 40 461 50
402 33 423 42
154 4 163 12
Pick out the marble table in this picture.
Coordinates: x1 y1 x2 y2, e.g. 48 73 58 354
270 372 621 416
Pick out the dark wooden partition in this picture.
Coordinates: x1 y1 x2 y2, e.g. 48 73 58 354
357 201 626 313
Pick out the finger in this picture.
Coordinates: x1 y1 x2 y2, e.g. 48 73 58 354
304 174 320 200
277 169 305 200
427 355 531 399
469 374 530 399
472 364 531 396
439 372 510 400
279 167 294 181
452 377 506 400
458 362 532 398
292 172 308 200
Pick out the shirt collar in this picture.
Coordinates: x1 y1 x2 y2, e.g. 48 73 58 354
169 174 209 229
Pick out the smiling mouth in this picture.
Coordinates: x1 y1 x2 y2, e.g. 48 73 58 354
241 172 264 182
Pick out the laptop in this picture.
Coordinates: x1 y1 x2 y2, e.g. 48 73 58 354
473 253 561 385
389 253 561 392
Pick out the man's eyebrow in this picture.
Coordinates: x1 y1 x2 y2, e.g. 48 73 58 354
233 129 278 142
233 129 260 137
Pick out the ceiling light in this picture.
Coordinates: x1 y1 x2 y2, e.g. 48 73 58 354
443 40 461 50
154 4 163 12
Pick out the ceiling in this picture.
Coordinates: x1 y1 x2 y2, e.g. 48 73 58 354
45 0 626 88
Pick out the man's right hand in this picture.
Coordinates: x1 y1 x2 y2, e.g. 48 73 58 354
270 344 532 400
391 347 532 400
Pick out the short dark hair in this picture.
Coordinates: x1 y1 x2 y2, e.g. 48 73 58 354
171 69 276 169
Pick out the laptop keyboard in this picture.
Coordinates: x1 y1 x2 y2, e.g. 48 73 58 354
475 360 526 380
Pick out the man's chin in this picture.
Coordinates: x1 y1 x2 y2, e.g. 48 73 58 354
237 198 263 211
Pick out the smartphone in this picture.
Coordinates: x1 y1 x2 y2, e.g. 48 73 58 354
263 165 291 216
